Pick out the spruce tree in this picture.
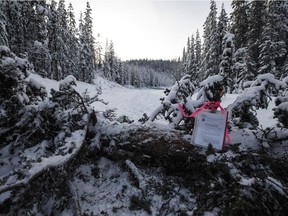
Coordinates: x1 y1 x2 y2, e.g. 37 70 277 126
200 0 219 79
245 0 266 78
217 3 228 62
230 0 250 88
56 0 70 78
29 0 50 77
48 0 62 80
258 0 288 78
189 34 196 78
67 2 80 79
78 1 96 83
230 0 249 50
102 39 111 80
4 0 24 54
0 3 8 46
108 40 115 81
219 33 235 92
195 29 201 81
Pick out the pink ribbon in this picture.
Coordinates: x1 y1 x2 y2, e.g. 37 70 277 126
178 101 231 145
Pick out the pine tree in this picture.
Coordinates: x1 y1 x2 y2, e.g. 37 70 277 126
258 0 288 78
56 0 70 78
95 33 103 69
183 37 191 75
195 29 201 81
217 3 228 61
219 33 235 92
28 0 50 77
102 39 111 80
108 40 115 81
200 0 220 79
78 1 96 83
245 0 266 79
47 0 60 80
189 34 196 77
184 34 198 81
0 3 8 46
230 0 250 88
4 0 49 62
67 2 80 79
4 1 24 54
230 0 249 50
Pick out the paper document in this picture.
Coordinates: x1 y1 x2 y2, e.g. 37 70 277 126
192 110 228 150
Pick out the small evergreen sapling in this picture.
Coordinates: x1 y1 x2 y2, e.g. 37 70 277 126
227 73 287 129
149 74 196 127
149 74 227 131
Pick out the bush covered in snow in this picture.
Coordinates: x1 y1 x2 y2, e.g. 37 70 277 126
273 96 288 128
149 74 227 131
0 47 97 214
227 73 286 129
149 74 196 127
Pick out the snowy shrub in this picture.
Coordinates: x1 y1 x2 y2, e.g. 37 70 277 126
0 48 96 214
273 96 288 128
227 73 287 129
149 74 227 131
117 115 134 124
0 46 31 121
149 74 196 126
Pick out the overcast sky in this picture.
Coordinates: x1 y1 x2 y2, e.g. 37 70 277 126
69 0 232 60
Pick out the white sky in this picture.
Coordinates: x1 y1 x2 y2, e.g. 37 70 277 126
68 0 232 60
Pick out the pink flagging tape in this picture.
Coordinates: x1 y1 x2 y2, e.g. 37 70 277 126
178 101 231 145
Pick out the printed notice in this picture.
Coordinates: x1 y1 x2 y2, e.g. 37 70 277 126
192 110 228 150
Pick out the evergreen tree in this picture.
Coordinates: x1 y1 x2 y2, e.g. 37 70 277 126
78 12 87 82
95 33 103 69
230 0 250 88
67 2 80 79
47 0 60 80
182 35 198 82
78 1 96 83
217 3 228 61
219 33 235 92
244 0 266 78
4 0 25 54
189 34 196 78
230 0 249 50
258 0 288 78
200 0 220 79
29 0 50 77
56 0 70 78
4 0 49 68
108 40 115 81
0 3 8 46
195 29 201 80
102 39 111 80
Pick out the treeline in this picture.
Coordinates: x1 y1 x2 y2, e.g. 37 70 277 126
122 59 178 88
0 0 177 87
0 0 100 83
180 0 288 92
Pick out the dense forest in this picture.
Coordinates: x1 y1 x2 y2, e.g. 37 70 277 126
0 0 177 88
1 0 287 89
181 1 288 92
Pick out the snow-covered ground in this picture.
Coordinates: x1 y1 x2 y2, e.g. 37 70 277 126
29 73 277 129
1 73 282 215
